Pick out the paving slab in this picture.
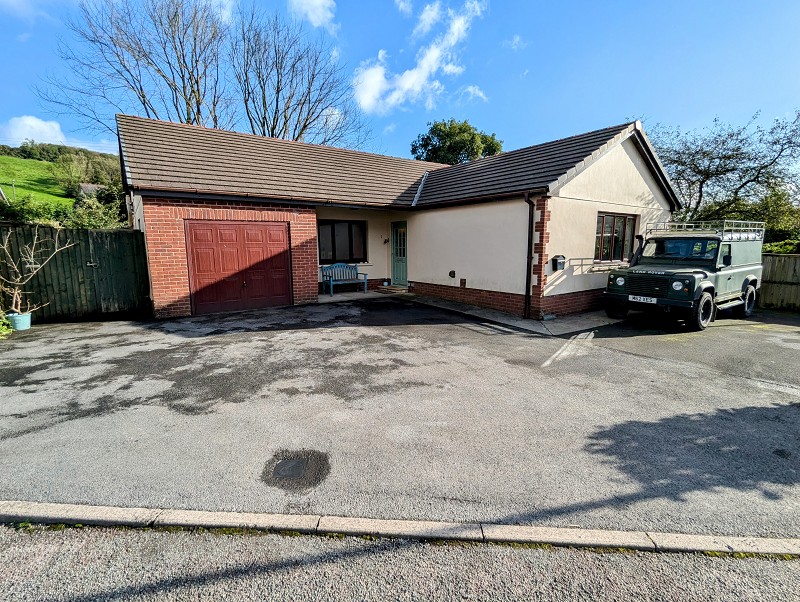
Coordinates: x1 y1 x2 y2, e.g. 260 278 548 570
318 515 484 541
482 523 656 551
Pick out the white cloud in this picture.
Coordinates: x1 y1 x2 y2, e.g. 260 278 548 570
382 123 396 135
394 0 412 15
0 115 118 154
353 0 485 114
210 0 236 23
288 0 338 34
0 0 56 21
413 2 441 37
503 34 527 51
441 63 463 75
16 32 31 42
462 84 487 102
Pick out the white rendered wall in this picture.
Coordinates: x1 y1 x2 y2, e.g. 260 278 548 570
407 199 529 294
545 138 673 296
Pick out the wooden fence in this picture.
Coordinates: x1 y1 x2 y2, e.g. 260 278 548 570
759 254 800 311
0 223 151 322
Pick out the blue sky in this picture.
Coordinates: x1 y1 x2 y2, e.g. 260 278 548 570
1 0 799 157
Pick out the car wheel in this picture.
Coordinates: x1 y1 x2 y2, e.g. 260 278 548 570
735 285 756 318
690 291 714 331
605 302 628 319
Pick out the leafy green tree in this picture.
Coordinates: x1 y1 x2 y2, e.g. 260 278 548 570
649 112 800 220
50 154 90 198
411 119 502 164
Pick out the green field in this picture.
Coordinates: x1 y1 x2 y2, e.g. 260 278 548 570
0 155 73 209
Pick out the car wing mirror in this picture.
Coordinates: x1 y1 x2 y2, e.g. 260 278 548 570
722 254 732 267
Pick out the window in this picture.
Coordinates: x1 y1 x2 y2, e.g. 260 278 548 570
318 220 367 264
594 213 636 262
642 237 719 261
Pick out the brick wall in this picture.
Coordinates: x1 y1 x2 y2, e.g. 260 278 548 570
410 281 526 316
533 288 604 317
142 197 318 318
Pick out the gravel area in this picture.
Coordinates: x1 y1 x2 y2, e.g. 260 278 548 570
0 299 798 538
1 526 797 601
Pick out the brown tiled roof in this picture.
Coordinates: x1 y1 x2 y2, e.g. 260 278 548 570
117 116 679 210
417 123 636 206
117 114 448 208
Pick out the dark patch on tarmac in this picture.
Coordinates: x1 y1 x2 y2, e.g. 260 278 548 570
261 449 331 492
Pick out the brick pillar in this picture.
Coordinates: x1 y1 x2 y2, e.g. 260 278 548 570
529 196 551 318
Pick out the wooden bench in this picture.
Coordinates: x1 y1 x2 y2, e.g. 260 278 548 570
321 263 368 296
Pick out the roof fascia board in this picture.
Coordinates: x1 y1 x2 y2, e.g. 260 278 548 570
135 188 416 211
628 126 682 210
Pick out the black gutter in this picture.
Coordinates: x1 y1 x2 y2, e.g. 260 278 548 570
523 192 535 319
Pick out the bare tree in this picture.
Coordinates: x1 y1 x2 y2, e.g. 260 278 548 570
229 9 367 146
39 0 369 147
0 228 76 314
39 0 231 135
649 112 800 220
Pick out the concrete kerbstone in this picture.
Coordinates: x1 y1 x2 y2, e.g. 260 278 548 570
647 531 800 555
482 524 656 551
0 500 160 527
153 509 320 533
318 516 484 541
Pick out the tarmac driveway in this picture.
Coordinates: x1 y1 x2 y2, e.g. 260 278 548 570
0 299 798 538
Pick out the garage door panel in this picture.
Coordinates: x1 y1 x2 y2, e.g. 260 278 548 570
218 228 238 243
219 247 240 274
186 221 292 315
191 248 216 275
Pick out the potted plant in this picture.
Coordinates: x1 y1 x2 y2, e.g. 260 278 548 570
0 227 74 331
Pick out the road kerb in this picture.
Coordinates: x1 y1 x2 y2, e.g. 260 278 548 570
0 500 160 527
1 500 798 556
482 524 656 551
317 515 483 542
153 508 320 533
647 531 800 555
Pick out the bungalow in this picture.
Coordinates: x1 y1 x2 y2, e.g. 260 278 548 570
116 115 679 319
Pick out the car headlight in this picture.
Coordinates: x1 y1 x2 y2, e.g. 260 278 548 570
672 281 683 291
615 277 625 286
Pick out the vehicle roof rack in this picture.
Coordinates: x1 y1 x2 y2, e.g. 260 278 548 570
645 220 765 241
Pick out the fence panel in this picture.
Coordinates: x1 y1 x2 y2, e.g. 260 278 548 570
759 254 800 311
0 223 151 322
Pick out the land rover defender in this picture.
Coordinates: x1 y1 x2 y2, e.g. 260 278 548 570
603 221 764 330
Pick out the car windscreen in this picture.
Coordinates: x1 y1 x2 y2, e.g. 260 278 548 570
641 238 719 261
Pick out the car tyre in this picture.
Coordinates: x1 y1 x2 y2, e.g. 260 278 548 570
735 284 756 318
605 302 628 319
690 291 714 331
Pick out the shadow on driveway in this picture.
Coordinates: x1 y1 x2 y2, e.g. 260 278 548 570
500 401 800 525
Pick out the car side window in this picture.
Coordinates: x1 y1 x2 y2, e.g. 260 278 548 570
719 243 731 266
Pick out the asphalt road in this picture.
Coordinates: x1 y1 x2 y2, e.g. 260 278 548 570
0 299 798 537
1 526 796 601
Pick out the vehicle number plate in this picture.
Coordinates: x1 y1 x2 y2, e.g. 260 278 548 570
628 295 657 304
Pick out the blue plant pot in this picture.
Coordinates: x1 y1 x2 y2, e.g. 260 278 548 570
7 312 32 331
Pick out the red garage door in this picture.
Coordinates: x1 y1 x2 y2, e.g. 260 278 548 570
185 221 292 315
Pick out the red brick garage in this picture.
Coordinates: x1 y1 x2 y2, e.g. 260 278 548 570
142 198 318 318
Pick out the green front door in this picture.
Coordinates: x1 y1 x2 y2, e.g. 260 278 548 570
391 221 408 286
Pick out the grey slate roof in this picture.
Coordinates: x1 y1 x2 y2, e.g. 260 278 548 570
117 115 679 210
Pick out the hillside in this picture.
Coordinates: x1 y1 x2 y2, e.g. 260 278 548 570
0 155 72 209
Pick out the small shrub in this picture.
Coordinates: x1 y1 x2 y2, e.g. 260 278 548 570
62 197 124 229
0 311 12 339
763 240 800 254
